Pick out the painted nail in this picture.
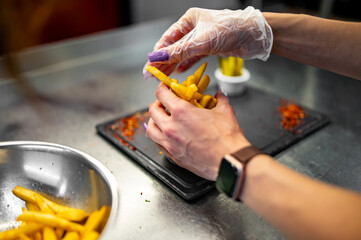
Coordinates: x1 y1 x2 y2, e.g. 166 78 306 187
143 122 147 131
148 50 169 62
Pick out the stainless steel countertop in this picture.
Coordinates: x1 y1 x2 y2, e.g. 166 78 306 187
1 18 360 240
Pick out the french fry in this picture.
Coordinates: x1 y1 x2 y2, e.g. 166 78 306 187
43 227 57 240
55 228 65 239
184 84 198 101
145 65 175 86
82 231 99 240
0 223 42 240
199 95 212 108
4 186 109 240
185 75 196 87
33 231 42 240
62 232 79 240
190 99 204 108
17 212 85 233
193 62 207 84
170 82 186 99
207 97 218 109
13 186 88 222
18 234 32 240
34 195 54 214
146 63 217 109
84 206 110 233
197 75 210 94
26 202 40 212
98 206 111 233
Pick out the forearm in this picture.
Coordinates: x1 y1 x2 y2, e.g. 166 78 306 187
242 154 361 240
263 12 361 80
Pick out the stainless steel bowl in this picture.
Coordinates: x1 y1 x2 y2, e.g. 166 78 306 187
0 141 119 239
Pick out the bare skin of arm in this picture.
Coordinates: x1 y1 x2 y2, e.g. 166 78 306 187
242 154 361 240
263 12 361 80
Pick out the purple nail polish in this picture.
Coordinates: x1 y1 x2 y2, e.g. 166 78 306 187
148 50 169 62
143 122 147 131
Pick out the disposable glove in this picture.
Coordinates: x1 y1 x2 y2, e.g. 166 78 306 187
144 6 273 78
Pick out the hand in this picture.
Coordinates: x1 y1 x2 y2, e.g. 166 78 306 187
146 83 251 181
144 6 272 79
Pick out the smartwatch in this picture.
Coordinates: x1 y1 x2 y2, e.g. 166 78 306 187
216 146 262 201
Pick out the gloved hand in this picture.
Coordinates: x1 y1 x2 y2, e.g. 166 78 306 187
144 6 273 79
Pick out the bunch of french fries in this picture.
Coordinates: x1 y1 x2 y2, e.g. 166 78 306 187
0 186 110 240
146 62 217 109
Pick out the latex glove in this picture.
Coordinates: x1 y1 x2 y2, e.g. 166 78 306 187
146 83 251 181
144 6 272 79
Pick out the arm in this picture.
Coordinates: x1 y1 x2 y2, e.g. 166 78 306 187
147 84 361 240
263 12 361 80
244 154 361 240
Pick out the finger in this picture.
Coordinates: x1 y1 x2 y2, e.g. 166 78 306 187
175 55 205 73
148 99 169 126
146 118 164 145
153 9 196 51
214 90 230 107
155 83 190 113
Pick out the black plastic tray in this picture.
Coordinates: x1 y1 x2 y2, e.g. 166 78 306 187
96 86 330 200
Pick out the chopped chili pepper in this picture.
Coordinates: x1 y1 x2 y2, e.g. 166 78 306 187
278 100 305 132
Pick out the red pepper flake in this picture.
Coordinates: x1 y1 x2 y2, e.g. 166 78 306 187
111 112 147 140
278 100 305 132
140 192 143 195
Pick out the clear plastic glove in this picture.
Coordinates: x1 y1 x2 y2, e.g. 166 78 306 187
144 6 272 79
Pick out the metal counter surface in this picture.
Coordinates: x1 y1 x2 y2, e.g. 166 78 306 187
1 18 360 240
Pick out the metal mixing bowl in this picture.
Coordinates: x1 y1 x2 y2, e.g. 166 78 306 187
0 141 119 239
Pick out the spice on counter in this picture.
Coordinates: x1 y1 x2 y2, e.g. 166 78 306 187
145 199 150 203
278 100 305 132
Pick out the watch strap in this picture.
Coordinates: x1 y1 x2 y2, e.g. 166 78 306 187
231 146 262 201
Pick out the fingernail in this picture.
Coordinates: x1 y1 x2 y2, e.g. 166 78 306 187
148 50 169 62
143 122 147 131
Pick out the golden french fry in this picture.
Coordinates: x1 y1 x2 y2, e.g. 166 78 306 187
171 79 178 84
17 212 85 233
193 62 208 84
145 65 175 86
55 228 65 239
43 227 57 240
84 206 110 233
18 234 32 240
185 75 196 87
26 202 40 212
98 206 111 233
200 95 212 108
207 97 217 109
190 100 204 108
62 232 79 240
82 231 99 240
13 186 88 222
181 80 187 87
34 195 54 214
170 82 186 99
185 84 198 101
197 75 210 94
33 231 42 240
0 223 42 240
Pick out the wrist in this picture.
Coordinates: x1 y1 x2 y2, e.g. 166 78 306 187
216 145 264 201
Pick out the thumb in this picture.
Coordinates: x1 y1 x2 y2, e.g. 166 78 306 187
214 91 230 106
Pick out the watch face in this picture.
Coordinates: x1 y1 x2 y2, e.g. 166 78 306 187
216 158 238 197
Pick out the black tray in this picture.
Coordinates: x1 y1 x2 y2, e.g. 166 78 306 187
96 86 330 200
